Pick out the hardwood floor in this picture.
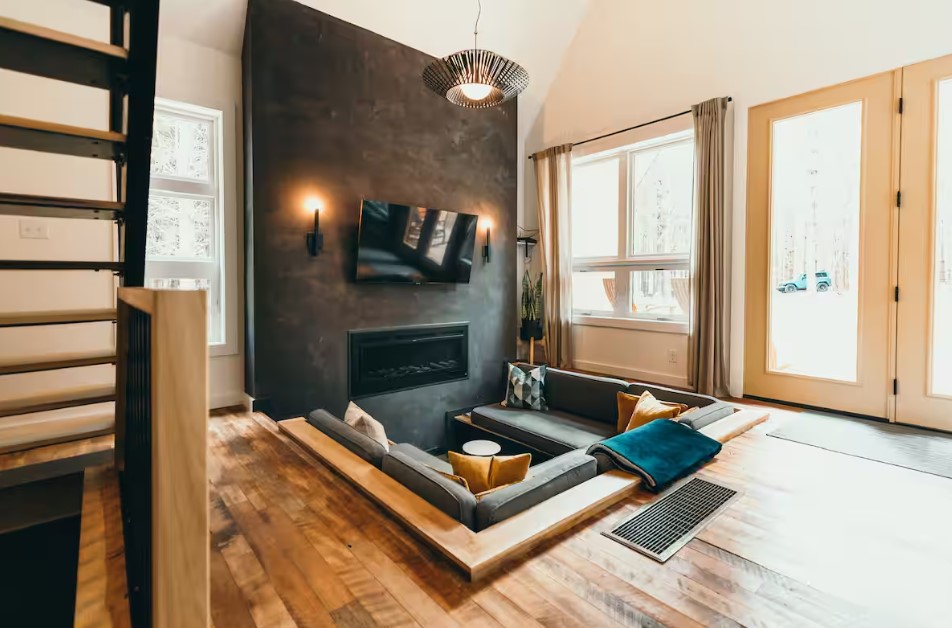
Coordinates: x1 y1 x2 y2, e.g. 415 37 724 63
207 406 952 627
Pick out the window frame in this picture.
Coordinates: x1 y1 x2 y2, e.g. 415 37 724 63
571 126 695 333
146 98 229 353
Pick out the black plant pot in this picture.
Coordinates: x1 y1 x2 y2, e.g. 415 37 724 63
520 319 544 342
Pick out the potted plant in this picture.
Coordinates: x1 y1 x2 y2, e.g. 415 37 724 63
520 271 544 342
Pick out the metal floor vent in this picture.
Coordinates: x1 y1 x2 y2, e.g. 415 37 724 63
603 476 741 562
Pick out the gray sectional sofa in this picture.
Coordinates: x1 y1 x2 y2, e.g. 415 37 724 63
470 366 733 457
306 409 596 531
305 366 732 532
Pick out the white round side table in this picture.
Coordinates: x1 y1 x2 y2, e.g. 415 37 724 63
461 439 501 456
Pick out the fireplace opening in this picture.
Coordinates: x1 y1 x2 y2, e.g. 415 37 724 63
348 323 469 398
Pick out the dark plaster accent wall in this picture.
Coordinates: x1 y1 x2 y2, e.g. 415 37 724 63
242 0 517 450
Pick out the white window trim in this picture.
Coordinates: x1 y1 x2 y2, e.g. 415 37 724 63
148 98 234 356
571 126 694 333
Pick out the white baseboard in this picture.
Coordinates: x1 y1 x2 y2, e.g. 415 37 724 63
210 390 246 410
572 359 690 389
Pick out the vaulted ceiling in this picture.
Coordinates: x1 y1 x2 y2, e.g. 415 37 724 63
157 0 592 139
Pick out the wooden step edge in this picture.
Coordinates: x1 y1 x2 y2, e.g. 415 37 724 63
0 412 115 456
0 113 125 143
0 386 116 419
0 192 123 212
0 16 127 59
0 309 117 327
0 260 124 271
0 353 117 376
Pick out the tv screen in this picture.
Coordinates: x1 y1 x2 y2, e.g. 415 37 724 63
355 199 477 284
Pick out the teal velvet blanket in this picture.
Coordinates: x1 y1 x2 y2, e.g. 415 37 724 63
586 419 722 492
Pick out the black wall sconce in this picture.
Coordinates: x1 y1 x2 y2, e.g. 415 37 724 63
305 199 323 256
483 221 492 263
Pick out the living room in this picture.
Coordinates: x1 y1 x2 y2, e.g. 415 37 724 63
2 0 952 626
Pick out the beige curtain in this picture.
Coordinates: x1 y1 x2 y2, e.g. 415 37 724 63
688 97 731 396
532 144 573 368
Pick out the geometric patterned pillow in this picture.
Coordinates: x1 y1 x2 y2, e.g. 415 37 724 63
503 363 547 410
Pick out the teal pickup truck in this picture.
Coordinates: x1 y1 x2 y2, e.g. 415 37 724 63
777 271 831 293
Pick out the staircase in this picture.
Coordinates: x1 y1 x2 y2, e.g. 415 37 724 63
0 0 160 456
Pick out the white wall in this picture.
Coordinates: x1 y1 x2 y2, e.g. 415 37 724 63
532 0 952 394
154 36 245 408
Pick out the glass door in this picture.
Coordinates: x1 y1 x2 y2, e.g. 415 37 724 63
896 54 952 429
745 71 898 417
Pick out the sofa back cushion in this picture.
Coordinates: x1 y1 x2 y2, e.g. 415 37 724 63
626 382 718 408
306 409 388 468
543 368 629 425
383 444 477 530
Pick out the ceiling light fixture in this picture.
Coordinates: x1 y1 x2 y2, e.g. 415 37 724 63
422 0 529 109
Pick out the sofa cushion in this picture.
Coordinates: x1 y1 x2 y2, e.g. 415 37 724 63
471 403 615 456
448 451 493 494
383 444 477 530
343 401 389 451
306 409 388 468
475 449 597 530
544 368 629 425
504 363 548 410
677 402 735 430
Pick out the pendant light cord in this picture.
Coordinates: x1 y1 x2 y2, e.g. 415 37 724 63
473 0 481 50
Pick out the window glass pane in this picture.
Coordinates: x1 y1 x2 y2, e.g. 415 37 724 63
147 277 223 344
146 193 213 260
630 270 689 321
768 102 862 382
571 158 618 258
932 79 952 395
630 139 694 256
572 271 615 313
151 112 211 181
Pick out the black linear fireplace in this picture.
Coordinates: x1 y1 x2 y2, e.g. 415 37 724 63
348 323 469 398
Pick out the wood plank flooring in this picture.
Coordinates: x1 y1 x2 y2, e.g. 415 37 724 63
207 406 952 627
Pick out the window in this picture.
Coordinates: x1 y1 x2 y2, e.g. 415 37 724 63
571 129 694 328
146 99 225 345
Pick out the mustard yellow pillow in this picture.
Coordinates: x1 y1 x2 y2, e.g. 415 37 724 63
448 451 492 494
616 391 641 433
488 453 531 488
625 391 683 432
431 467 470 491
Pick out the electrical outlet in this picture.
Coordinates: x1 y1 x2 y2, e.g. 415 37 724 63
668 349 678 364
19 218 49 240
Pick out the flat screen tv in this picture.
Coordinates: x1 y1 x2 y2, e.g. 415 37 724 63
355 199 478 284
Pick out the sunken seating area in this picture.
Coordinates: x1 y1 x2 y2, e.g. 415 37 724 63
278 370 767 580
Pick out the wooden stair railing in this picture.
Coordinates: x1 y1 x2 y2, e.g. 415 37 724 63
0 0 161 456
114 288 209 628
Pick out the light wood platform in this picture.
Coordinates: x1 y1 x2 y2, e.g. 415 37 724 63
0 309 117 327
279 410 767 581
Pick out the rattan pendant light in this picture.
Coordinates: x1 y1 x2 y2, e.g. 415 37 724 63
422 0 529 109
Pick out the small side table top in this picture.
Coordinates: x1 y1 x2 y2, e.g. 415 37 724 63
461 439 501 457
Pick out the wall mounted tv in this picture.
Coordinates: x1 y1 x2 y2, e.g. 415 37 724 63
355 199 478 284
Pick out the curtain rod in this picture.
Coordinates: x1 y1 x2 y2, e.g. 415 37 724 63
528 96 732 160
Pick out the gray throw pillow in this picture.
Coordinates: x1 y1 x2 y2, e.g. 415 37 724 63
343 401 389 451
504 363 547 410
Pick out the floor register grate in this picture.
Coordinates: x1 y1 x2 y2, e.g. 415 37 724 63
603 476 741 562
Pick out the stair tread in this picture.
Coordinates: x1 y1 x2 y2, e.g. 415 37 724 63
0 17 127 59
0 352 117 376
0 260 124 271
0 114 125 160
0 114 125 142
0 385 115 419
0 17 128 90
0 193 123 220
0 408 115 455
0 309 117 327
